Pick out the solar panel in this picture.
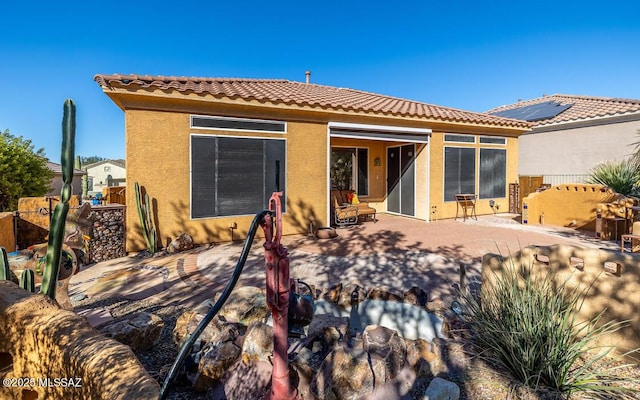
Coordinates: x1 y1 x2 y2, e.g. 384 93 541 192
491 101 572 122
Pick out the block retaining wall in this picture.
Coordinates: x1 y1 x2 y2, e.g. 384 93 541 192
0 282 159 400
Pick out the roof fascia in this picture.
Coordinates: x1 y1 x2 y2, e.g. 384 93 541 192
528 111 640 134
101 86 531 136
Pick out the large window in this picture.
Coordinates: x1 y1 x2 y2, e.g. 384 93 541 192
191 136 286 218
330 147 369 195
444 147 475 202
479 148 506 199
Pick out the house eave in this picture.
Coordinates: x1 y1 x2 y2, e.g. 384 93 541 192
526 111 640 134
99 86 530 136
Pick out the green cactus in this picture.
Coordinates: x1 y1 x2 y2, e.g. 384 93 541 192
20 269 36 293
0 247 10 281
134 182 157 253
40 99 76 301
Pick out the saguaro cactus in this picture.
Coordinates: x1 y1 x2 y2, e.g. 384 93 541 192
40 99 76 300
0 247 10 281
134 182 157 253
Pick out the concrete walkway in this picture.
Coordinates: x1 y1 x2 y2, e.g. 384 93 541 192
69 213 619 326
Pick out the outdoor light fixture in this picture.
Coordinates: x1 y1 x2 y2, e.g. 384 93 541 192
374 157 381 166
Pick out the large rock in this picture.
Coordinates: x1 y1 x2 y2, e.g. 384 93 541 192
367 287 403 303
322 283 343 303
166 232 194 254
355 367 417 400
307 313 350 355
404 338 443 378
100 312 163 351
217 360 273 400
423 377 460 400
362 325 406 384
312 342 374 400
191 341 241 392
404 286 429 307
173 311 239 347
214 286 269 325
241 321 273 363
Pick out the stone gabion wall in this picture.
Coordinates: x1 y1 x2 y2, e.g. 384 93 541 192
89 204 126 263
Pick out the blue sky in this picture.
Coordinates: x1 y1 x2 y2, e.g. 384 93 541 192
1 1 638 161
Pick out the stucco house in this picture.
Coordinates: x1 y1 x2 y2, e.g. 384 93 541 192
46 161 86 197
488 94 640 185
84 159 126 195
94 74 530 251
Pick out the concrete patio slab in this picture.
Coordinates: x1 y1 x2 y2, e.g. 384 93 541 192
69 213 620 313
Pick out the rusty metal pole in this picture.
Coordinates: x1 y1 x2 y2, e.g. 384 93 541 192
263 192 297 400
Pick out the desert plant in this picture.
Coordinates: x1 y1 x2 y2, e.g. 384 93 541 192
459 264 639 398
0 246 10 281
587 158 640 196
40 99 76 301
20 269 36 292
134 182 157 254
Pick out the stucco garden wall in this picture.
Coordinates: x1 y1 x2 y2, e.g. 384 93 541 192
483 245 640 359
0 282 159 400
522 184 622 229
0 212 15 252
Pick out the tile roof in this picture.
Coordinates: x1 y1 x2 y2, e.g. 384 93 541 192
83 159 126 170
94 74 530 129
487 94 640 126
47 161 86 175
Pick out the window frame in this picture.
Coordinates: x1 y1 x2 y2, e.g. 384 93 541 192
444 133 476 143
190 134 287 219
479 136 507 145
478 147 507 199
190 114 287 134
443 146 476 202
330 146 370 196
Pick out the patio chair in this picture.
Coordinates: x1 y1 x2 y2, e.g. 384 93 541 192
332 193 359 227
330 189 377 223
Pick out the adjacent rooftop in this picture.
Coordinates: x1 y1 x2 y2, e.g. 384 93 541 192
487 94 640 126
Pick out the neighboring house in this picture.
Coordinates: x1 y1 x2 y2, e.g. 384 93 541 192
46 161 86 197
84 159 126 195
94 74 530 251
487 94 640 185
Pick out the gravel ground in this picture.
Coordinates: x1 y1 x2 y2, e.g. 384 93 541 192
72 290 640 400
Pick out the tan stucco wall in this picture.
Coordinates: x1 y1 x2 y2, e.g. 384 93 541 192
109 90 527 250
483 245 640 359
0 212 15 252
519 119 640 176
522 184 621 230
0 281 159 400
429 133 518 220
17 196 82 231
125 110 328 251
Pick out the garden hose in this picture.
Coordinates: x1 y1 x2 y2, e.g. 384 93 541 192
159 209 271 400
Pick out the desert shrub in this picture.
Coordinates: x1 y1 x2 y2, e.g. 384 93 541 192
587 158 640 196
459 264 638 398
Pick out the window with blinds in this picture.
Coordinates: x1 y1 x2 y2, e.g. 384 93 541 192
191 136 286 218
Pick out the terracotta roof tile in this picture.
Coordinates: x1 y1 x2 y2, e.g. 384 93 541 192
94 74 530 129
487 94 640 126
